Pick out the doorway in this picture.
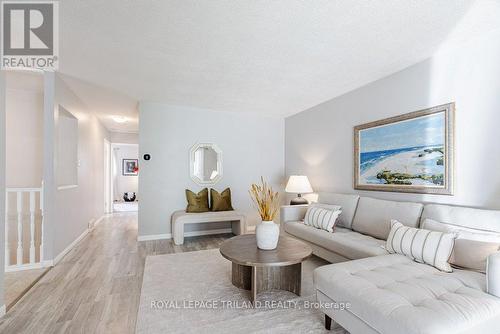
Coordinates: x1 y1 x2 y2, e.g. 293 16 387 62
104 139 112 214
110 143 139 212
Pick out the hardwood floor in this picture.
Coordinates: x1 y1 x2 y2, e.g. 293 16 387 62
4 267 49 311
0 212 231 334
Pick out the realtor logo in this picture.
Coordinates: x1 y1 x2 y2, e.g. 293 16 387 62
1 1 58 69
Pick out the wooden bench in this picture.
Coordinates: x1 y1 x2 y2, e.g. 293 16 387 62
171 210 247 245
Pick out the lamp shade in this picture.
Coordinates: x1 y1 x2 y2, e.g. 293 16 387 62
285 175 313 194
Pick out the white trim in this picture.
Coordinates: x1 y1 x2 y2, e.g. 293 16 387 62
93 215 107 227
57 184 78 190
104 138 112 214
137 233 172 241
0 305 5 317
5 262 47 272
88 214 107 229
137 228 233 242
53 228 89 265
110 142 139 204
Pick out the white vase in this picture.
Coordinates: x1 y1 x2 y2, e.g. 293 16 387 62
256 220 280 250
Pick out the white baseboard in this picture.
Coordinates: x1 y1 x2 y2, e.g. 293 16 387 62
137 233 172 241
53 228 90 265
0 305 5 317
93 214 107 227
137 228 233 242
88 214 107 229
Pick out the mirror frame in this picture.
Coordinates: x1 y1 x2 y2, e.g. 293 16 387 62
189 143 223 185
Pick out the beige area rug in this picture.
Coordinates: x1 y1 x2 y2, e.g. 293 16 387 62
136 249 348 334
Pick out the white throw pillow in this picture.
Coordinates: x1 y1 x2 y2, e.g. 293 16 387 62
304 205 342 233
386 220 456 272
422 218 500 273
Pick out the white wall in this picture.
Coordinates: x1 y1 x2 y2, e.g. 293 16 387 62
5 72 44 188
4 72 45 265
0 70 7 311
285 25 500 209
56 107 79 187
110 131 138 144
139 102 284 237
43 73 110 258
113 144 139 201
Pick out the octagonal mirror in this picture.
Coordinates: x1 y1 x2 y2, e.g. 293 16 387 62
189 143 223 185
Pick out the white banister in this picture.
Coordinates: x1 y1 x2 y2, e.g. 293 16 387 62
16 192 23 265
5 187 45 271
29 191 36 264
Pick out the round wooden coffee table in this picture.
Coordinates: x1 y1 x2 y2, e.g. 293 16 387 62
220 234 312 304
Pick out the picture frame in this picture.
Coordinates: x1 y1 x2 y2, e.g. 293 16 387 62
122 159 139 176
354 103 455 195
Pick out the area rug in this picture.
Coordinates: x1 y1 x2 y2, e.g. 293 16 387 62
136 249 348 334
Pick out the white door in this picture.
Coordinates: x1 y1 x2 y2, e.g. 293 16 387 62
104 139 112 213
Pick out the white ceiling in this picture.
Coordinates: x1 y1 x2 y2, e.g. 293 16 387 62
60 74 139 133
58 0 477 132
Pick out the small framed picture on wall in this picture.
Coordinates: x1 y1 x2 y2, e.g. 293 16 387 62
123 159 139 176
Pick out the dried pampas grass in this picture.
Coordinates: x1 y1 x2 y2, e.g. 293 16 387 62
249 177 280 221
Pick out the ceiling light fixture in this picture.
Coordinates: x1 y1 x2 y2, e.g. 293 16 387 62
112 116 128 123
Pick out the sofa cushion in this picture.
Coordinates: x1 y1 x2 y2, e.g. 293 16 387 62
352 197 423 240
422 218 500 273
316 193 360 229
283 221 388 259
421 204 500 233
314 254 500 334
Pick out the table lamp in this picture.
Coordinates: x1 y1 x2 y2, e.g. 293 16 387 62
285 175 313 205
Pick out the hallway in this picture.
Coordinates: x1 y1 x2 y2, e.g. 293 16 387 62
0 213 231 333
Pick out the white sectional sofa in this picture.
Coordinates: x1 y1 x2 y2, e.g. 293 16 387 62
280 193 500 334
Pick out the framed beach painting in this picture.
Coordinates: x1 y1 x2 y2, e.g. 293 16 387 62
354 103 455 195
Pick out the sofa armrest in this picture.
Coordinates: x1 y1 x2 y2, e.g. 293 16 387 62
280 205 308 224
487 251 500 298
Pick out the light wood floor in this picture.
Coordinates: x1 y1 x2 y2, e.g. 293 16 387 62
0 212 231 334
4 267 49 311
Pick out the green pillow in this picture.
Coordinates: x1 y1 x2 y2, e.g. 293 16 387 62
210 188 234 211
185 188 209 213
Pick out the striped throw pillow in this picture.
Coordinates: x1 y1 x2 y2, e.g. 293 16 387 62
304 205 342 232
386 220 456 272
